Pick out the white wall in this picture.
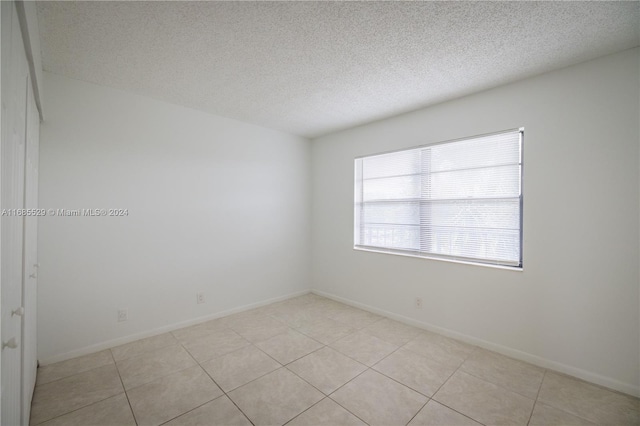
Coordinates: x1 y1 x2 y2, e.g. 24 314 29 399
311 48 640 395
38 72 311 363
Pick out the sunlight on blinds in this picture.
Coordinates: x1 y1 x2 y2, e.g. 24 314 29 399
355 129 522 268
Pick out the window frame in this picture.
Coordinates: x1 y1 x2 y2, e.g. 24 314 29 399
353 128 524 270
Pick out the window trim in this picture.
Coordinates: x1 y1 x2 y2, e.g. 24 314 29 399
353 128 524 270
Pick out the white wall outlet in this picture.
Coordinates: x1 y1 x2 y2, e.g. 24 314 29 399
117 309 128 322
415 297 423 309
196 293 205 304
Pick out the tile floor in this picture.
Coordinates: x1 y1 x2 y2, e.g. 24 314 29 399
30 294 640 426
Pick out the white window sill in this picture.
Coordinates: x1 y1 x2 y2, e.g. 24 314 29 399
353 246 523 271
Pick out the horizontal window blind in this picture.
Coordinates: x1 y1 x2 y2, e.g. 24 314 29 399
354 129 523 268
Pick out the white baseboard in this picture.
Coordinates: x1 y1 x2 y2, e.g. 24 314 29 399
39 289 311 365
312 289 640 398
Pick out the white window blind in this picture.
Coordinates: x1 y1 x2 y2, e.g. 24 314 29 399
354 129 523 268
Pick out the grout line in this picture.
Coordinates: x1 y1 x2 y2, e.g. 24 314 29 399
29 392 129 426
156 394 227 426
283 360 329 395
201 364 256 426
366 336 474 425
30 356 133 426
526 369 546 426
428 400 487 426
120 328 243 424
224 362 282 394
197 314 326 425
534 369 547 403
458 367 540 401
36 295 625 426
186 336 256 426
528 371 603 426
364 340 431 396
324 367 375 425
371 366 431 400
111 336 179 363
282 344 327 367
405 397 431 426
120 363 199 393
282 397 330 426
226 395 256 426
456 347 548 402
112 349 139 426
230 320 381 424
27 298 392 425
33 354 115 387
425 346 489 425
29 298 407 424
242 336 334 398
248 342 286 368
327 332 401 368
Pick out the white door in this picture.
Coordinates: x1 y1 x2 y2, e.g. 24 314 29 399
21 76 39 424
1 1 29 425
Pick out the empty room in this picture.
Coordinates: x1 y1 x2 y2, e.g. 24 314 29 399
1 1 639 425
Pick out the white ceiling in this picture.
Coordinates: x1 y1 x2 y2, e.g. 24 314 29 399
37 1 639 139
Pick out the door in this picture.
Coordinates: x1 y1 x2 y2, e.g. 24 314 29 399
1 1 29 424
21 76 39 423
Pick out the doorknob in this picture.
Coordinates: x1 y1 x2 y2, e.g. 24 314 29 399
11 307 24 317
2 338 17 350
29 273 36 278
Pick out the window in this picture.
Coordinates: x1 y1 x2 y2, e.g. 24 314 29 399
354 129 523 268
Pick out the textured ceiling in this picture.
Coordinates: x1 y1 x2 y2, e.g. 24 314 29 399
37 1 639 138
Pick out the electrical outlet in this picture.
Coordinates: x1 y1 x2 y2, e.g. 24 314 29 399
117 309 128 322
415 297 423 309
196 293 205 304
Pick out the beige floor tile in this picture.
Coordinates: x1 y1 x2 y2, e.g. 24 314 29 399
270 306 326 329
218 309 267 326
287 347 367 394
294 317 357 345
181 328 250 363
290 293 326 305
529 402 597 425
274 294 322 311
460 348 544 399
116 344 196 390
255 329 324 365
200 345 280 392
433 370 534 425
171 319 228 343
127 366 222 426
264 299 301 313
288 398 367 426
330 331 398 366
247 303 284 317
111 333 178 361
228 368 324 425
311 299 351 317
373 347 456 397
36 350 114 386
35 295 635 426
331 307 383 329
30 364 123 425
408 400 481 426
331 369 427 426
37 393 135 426
403 331 475 369
227 315 290 343
537 372 640 425
163 396 251 426
363 318 422 346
